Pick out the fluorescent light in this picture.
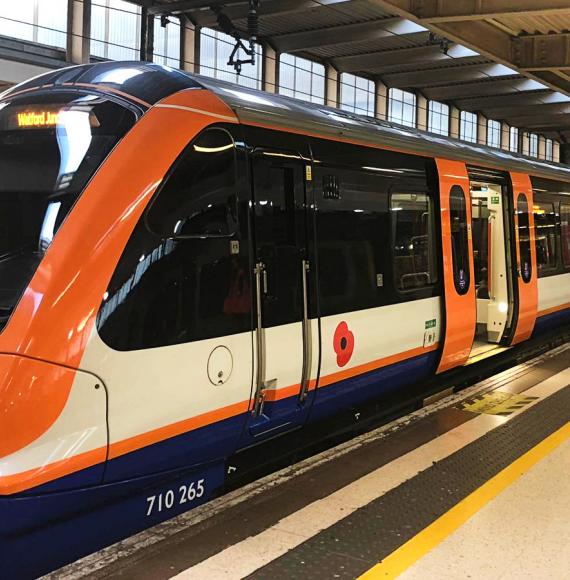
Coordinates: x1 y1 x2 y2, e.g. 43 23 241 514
194 143 233 153
362 166 404 173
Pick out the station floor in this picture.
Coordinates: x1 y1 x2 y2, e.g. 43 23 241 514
47 344 570 580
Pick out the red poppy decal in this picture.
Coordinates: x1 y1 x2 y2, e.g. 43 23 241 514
333 321 355 367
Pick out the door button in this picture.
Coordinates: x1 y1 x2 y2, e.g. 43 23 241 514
207 346 233 386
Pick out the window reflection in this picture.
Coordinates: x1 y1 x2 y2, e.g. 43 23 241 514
517 194 532 283
561 204 570 268
533 202 558 275
391 193 437 290
450 185 470 295
56 110 93 191
98 127 251 350
0 92 136 331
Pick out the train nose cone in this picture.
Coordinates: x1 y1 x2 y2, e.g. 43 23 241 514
0 355 75 461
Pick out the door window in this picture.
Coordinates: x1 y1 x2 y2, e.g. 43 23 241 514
391 192 437 291
471 197 490 298
449 185 470 295
253 155 305 327
533 201 558 275
561 203 570 269
517 194 532 283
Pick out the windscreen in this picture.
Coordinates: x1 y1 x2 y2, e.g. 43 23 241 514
0 92 136 331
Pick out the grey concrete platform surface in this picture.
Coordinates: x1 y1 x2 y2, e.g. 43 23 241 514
46 344 570 580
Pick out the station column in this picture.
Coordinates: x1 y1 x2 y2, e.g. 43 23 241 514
538 136 546 160
501 122 510 151
325 63 339 108
554 141 561 163
263 44 278 93
417 93 428 131
67 0 91 64
375 80 387 121
181 18 199 73
450 106 460 139
477 113 487 145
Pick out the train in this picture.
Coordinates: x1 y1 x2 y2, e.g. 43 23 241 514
1 61 569 578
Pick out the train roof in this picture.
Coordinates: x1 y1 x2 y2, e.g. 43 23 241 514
3 61 570 185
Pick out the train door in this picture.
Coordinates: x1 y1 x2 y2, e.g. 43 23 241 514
468 171 514 359
508 172 538 344
245 143 319 438
435 159 476 374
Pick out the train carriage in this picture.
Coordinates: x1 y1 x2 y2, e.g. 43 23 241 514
0 61 569 578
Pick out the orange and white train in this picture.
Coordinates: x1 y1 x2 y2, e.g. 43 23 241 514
1 62 569 578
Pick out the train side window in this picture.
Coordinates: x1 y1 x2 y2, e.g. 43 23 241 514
561 203 570 268
146 128 238 238
315 167 389 317
533 202 558 276
391 192 437 291
449 185 470 295
97 126 251 351
517 194 532 283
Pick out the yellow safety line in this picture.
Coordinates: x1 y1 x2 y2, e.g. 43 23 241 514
359 421 570 580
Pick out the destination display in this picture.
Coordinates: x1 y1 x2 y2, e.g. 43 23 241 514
0 105 99 131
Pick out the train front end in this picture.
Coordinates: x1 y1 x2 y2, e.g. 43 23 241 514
0 63 236 578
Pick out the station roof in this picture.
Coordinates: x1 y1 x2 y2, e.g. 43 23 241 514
139 0 570 142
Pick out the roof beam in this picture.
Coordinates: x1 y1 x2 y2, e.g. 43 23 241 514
484 102 570 120
400 0 570 23
272 18 422 53
369 0 570 96
383 63 517 89
521 124 570 133
423 78 541 101
513 33 570 72
332 43 478 73
455 89 560 111
454 90 557 111
151 0 352 21
503 113 570 129
147 0 232 14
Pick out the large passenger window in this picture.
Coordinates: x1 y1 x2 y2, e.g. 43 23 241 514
146 128 238 238
533 202 558 275
391 192 437 290
97 126 251 351
517 194 532 283
449 186 470 295
316 167 389 317
561 203 570 268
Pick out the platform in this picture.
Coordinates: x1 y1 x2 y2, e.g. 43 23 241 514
47 344 570 580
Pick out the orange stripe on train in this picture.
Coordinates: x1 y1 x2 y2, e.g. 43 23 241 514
538 301 570 318
0 342 438 493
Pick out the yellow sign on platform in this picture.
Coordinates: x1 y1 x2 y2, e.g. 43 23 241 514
459 391 539 416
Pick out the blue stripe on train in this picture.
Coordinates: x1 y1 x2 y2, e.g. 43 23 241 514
310 350 439 423
0 462 224 579
533 308 570 337
0 349 436 578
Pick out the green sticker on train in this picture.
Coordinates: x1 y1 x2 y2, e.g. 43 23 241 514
491 196 500 204
425 319 436 329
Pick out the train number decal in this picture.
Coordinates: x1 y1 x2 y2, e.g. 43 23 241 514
146 478 205 516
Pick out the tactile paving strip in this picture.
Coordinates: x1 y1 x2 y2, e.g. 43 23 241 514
247 385 570 579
